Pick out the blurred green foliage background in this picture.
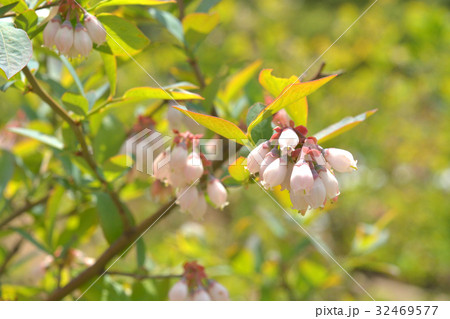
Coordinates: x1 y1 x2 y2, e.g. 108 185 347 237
0 0 449 300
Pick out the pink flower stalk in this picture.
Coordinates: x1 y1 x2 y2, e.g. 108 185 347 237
246 141 270 174
73 24 93 57
176 186 199 212
208 281 229 301
168 280 189 301
305 176 327 209
319 169 340 199
43 16 61 48
278 128 299 154
84 13 107 45
324 148 357 173
54 20 74 55
290 160 314 194
184 152 204 183
207 178 228 209
262 157 288 189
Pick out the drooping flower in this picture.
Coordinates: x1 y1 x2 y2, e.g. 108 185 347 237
278 128 299 154
84 13 107 45
43 16 61 48
280 161 294 191
207 178 228 209
170 143 188 169
262 157 288 189
324 148 357 173
73 24 93 57
259 149 277 177
192 289 211 301
176 186 199 213
289 190 309 214
246 141 270 174
184 152 204 184
290 160 314 194
305 176 327 209
54 20 74 55
208 281 229 301
168 280 189 301
319 168 340 199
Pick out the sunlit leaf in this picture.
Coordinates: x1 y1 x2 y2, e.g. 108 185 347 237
173 106 248 145
9 127 64 150
0 150 14 197
228 156 249 182
314 109 377 143
124 86 203 101
61 92 89 116
149 8 184 43
246 102 272 143
11 227 51 254
0 25 32 79
183 12 219 48
101 53 117 97
45 185 65 249
95 0 175 10
103 154 133 182
93 115 126 164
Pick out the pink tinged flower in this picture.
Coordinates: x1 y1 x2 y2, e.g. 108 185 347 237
290 161 314 194
208 281 229 301
168 280 188 301
324 148 358 173
259 150 277 177
74 24 93 57
192 289 211 301
176 186 199 212
43 17 61 48
289 190 309 213
262 157 288 189
305 177 327 209
207 178 228 209
319 169 340 199
184 152 204 183
170 144 188 169
153 151 170 181
84 13 107 45
278 128 299 154
190 192 208 220
54 20 74 55
246 141 270 174
280 161 294 191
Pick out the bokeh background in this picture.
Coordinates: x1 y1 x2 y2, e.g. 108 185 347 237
0 0 449 300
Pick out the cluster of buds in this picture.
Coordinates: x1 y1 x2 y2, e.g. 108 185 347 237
153 131 228 219
168 262 229 301
43 0 106 58
41 247 95 273
246 123 357 215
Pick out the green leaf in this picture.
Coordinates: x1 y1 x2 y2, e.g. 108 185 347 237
182 12 219 48
101 53 117 97
93 114 126 164
60 56 85 97
95 0 175 10
0 2 19 16
45 185 65 249
95 192 124 244
123 86 203 101
11 227 51 254
0 25 32 79
0 150 14 197
136 238 146 269
246 102 272 143
0 0 27 14
96 14 150 56
247 74 336 136
103 154 132 182
14 9 38 35
149 8 184 43
228 156 249 182
196 0 221 12
61 92 89 116
9 127 64 150
173 106 248 145
314 109 378 143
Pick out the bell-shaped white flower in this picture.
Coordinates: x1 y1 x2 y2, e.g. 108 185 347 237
207 178 228 209
278 128 299 154
43 16 61 48
305 177 327 209
176 186 199 212
208 281 229 301
319 169 340 199
259 150 277 177
280 161 294 191
153 151 170 182
289 190 309 213
246 141 270 174
73 24 93 57
192 289 211 301
324 148 357 173
84 13 107 45
290 161 314 194
170 144 188 169
168 280 188 301
190 192 208 220
262 157 288 189
54 20 74 55
185 152 203 183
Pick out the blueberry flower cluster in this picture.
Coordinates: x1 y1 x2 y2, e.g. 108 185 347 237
168 261 229 301
246 124 357 215
43 1 106 58
152 131 228 219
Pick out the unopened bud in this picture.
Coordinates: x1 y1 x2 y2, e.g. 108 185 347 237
192 288 211 301
176 186 199 213
168 280 188 301
208 281 229 301
43 16 61 48
184 152 204 183
304 177 327 209
54 20 74 55
262 157 288 189
207 178 228 209
278 128 299 153
324 148 357 173
74 24 93 57
246 141 270 174
319 169 340 199
84 13 107 45
290 161 314 194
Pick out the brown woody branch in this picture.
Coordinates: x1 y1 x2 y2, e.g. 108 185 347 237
0 195 49 230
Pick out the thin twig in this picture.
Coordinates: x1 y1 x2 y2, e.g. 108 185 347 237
0 196 49 230
0 238 24 277
107 270 182 280
22 67 131 231
176 0 185 20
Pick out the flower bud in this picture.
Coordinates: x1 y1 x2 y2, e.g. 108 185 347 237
184 152 203 183
153 151 170 182
289 190 309 213
168 280 188 301
54 20 74 55
190 192 208 220
176 186 199 212
290 161 314 194
246 141 270 174
208 281 229 301
324 148 357 173
262 157 288 189
278 128 299 153
74 24 93 57
192 288 211 301
319 169 340 199
43 16 61 48
84 13 107 45
207 178 228 209
170 144 188 169
304 177 327 209
259 149 277 177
